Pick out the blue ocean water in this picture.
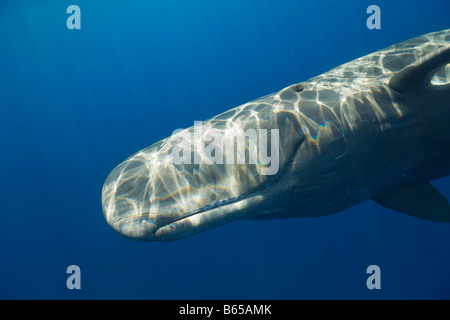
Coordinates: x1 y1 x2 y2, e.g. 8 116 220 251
0 0 449 299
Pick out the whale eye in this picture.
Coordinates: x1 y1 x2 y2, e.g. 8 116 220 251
293 84 304 92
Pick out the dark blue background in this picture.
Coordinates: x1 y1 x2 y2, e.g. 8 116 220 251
0 0 449 299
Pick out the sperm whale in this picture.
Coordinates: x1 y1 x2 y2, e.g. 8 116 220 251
102 29 450 241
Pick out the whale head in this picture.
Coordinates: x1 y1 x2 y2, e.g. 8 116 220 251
102 88 305 241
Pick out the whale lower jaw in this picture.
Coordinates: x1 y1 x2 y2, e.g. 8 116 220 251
153 194 267 241
107 193 268 241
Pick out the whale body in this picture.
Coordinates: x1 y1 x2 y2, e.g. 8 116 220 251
102 29 450 241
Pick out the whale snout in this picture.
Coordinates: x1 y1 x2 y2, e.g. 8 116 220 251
101 161 158 240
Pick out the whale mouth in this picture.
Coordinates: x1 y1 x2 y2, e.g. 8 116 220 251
105 178 271 241
104 168 282 241
152 186 271 241
153 192 268 241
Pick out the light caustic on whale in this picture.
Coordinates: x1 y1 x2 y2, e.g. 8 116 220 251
102 29 450 241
